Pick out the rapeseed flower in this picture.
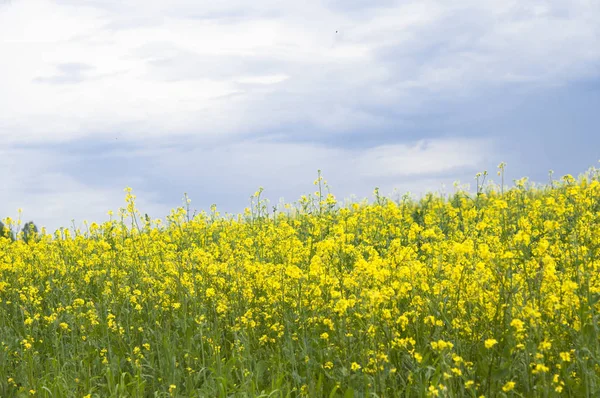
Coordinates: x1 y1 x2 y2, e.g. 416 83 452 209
0 168 599 396
484 339 498 349
502 381 515 392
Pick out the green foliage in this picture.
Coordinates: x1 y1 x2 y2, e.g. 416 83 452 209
21 221 38 243
0 220 14 241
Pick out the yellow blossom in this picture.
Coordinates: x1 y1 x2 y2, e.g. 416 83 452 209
484 339 498 349
502 381 515 392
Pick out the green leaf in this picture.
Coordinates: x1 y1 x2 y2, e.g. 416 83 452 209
329 385 340 398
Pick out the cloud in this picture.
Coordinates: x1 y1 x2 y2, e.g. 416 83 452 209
123 136 492 215
34 62 95 84
236 74 289 85
1 0 598 144
356 138 489 178
0 145 169 232
0 0 598 229
0 134 491 232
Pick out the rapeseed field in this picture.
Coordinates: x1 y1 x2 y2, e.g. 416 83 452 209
1 165 600 397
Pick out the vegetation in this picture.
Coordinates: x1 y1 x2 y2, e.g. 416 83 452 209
1 164 599 397
21 221 38 244
0 220 12 241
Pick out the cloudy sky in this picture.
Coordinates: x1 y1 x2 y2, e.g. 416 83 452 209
1 0 599 231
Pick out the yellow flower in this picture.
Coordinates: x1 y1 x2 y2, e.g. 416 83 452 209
560 352 571 362
427 385 440 397
532 364 549 374
502 381 515 392
431 339 454 351
538 340 552 351
428 385 439 397
484 339 498 349
510 319 524 330
1 169 599 395
451 367 462 376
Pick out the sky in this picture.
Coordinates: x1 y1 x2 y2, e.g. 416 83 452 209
1 0 599 232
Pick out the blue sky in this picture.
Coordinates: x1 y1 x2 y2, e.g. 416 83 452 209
1 0 599 231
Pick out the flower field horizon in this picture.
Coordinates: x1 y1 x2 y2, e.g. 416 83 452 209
1 165 600 397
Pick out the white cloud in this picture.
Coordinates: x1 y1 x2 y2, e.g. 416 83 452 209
357 138 490 178
146 136 493 210
0 146 169 232
0 135 490 231
236 74 289 85
1 0 598 143
0 0 598 229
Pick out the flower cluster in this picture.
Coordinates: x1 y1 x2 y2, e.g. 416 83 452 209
1 166 600 396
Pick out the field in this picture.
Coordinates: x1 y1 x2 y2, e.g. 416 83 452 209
1 166 600 397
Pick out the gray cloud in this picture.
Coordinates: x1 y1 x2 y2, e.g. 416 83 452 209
0 132 492 232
